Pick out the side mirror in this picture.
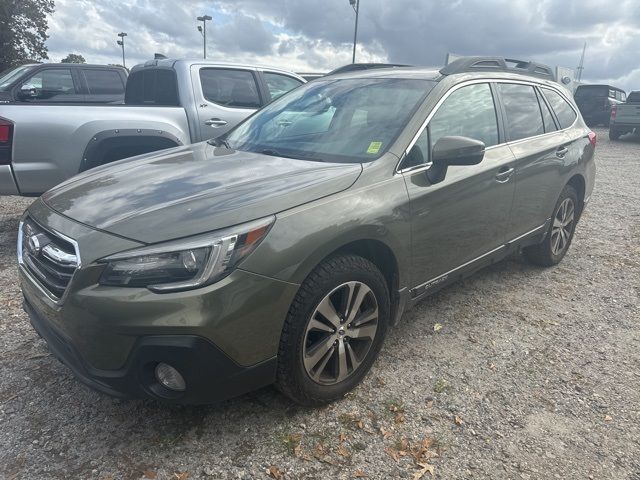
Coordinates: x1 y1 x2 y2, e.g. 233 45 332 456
19 84 38 99
427 136 485 184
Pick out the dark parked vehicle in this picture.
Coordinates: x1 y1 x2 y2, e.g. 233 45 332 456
574 84 626 126
18 57 596 405
0 63 128 104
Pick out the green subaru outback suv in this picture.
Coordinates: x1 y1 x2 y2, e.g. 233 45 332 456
18 57 596 405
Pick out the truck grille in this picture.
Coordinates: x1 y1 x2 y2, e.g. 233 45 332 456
19 218 79 300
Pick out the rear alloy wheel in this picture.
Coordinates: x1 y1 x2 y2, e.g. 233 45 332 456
276 254 389 405
524 184 578 267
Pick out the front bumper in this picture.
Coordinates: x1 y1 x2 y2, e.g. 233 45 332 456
0 165 19 195
24 298 278 404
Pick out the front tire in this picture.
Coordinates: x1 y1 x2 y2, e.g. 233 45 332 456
523 185 578 267
276 254 390 406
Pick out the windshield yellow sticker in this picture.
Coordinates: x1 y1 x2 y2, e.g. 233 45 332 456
367 141 382 154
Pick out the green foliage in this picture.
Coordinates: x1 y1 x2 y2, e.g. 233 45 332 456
0 0 55 72
61 53 86 64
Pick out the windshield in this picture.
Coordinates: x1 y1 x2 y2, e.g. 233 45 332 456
0 65 37 91
574 86 610 99
225 77 435 163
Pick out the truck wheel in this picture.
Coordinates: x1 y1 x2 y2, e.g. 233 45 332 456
276 254 390 406
609 128 621 141
523 185 578 267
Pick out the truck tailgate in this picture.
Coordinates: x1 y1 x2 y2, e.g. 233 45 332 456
615 104 640 125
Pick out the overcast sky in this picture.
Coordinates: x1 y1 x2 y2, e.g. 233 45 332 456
45 0 640 90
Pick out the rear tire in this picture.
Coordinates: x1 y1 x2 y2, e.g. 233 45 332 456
276 254 390 406
523 185 578 267
609 128 621 141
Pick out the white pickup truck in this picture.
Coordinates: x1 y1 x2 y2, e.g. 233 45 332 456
0 59 304 195
609 91 640 140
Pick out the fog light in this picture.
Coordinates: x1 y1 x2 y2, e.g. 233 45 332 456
155 363 186 391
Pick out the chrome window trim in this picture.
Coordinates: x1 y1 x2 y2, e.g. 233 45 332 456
17 217 82 306
395 78 579 175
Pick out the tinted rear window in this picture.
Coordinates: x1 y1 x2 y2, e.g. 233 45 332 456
542 88 577 129
83 69 124 95
125 69 179 106
627 92 640 103
574 86 608 98
498 83 544 141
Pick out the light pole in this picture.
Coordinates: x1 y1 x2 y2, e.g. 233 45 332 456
117 32 127 68
349 0 359 64
197 15 212 59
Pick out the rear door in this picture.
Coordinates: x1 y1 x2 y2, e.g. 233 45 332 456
401 82 516 290
190 65 263 140
499 82 573 239
80 68 126 103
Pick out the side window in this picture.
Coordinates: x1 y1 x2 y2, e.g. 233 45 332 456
263 72 303 101
535 89 557 133
608 89 616 99
429 83 499 148
199 68 261 108
617 91 626 102
498 83 544 141
83 69 124 95
22 69 78 100
541 88 577 129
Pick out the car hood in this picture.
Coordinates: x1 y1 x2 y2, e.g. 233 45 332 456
42 142 362 243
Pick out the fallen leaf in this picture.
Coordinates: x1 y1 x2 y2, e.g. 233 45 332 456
433 323 443 332
267 465 285 480
604 415 613 421
379 426 393 439
376 377 386 386
174 473 190 480
386 446 401 462
336 444 351 458
394 412 405 424
339 432 348 443
454 415 464 426
356 420 364 429
426 399 434 409
413 462 435 479
354 469 368 478
142 471 157 479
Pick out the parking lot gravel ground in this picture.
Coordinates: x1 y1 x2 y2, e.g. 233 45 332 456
0 127 638 480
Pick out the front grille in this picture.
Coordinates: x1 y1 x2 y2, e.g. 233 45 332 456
19 218 79 300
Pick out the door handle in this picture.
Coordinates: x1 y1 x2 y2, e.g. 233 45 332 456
495 166 514 183
556 146 569 158
204 118 228 127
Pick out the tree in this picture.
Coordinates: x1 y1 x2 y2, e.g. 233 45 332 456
0 0 55 73
61 53 86 64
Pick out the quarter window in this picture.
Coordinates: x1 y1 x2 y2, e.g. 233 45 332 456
263 72 303 101
536 89 557 133
199 68 261 108
498 83 544 141
541 88 577 129
429 83 499 148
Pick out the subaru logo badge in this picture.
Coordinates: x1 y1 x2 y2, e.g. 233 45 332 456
27 235 41 256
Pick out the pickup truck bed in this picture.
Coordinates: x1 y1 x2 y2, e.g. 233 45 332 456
609 91 640 140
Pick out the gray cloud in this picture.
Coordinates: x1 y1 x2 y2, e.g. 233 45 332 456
45 0 640 90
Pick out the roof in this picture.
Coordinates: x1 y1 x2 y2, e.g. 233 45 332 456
132 58 304 78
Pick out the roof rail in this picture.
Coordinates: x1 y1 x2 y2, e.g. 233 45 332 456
440 56 556 81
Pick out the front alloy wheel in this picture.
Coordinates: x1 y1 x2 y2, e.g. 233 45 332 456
303 281 379 385
276 254 390 406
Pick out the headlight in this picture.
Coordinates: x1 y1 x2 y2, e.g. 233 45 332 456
98 216 274 292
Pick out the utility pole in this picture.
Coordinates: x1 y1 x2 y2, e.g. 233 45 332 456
349 0 359 64
576 42 586 83
197 15 212 59
117 32 127 68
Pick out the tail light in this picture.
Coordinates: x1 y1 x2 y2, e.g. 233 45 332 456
0 118 13 165
588 131 597 148
610 105 617 119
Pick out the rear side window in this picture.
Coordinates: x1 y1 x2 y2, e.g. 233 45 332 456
263 72 303 100
199 68 261 108
429 83 499 148
536 89 557 133
125 69 179 106
83 69 124 94
541 88 577 129
498 83 544 141
616 91 626 102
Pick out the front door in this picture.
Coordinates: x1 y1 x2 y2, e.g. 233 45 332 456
401 82 516 291
190 65 263 141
